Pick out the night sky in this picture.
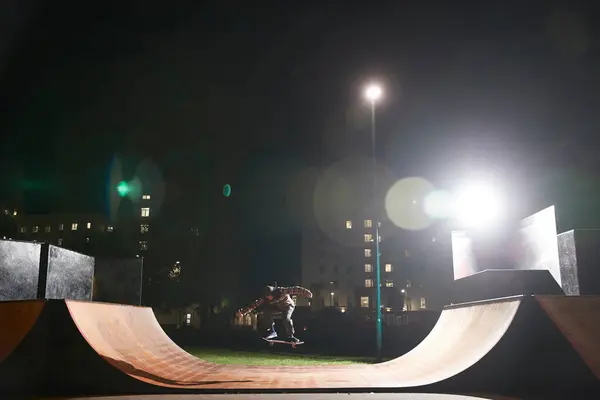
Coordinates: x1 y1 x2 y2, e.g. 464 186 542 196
1 1 600 287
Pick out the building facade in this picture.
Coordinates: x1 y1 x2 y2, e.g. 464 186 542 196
300 217 453 312
0 205 19 239
14 194 155 257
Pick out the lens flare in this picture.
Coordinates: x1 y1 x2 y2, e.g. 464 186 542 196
385 177 435 230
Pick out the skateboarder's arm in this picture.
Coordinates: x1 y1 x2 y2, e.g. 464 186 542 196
238 298 265 315
281 286 313 299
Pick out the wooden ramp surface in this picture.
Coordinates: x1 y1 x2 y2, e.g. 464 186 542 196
0 296 599 397
65 299 518 389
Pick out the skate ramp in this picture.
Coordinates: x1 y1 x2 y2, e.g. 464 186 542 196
0 296 598 397
535 296 600 379
0 300 45 362
48 394 522 400
63 298 518 389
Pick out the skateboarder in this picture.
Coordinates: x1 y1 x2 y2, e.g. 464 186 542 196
237 285 313 343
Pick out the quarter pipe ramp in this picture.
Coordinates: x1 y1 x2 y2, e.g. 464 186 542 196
0 295 598 397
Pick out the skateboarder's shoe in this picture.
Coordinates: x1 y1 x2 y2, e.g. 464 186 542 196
286 336 301 343
263 331 278 340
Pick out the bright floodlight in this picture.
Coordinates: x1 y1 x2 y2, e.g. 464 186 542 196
452 182 504 229
365 84 382 102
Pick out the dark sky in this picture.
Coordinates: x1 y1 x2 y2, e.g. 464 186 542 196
1 0 600 230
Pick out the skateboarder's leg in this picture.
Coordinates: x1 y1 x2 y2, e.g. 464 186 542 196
282 306 297 340
262 308 277 339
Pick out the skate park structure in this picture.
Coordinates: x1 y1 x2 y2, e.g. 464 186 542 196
0 205 599 398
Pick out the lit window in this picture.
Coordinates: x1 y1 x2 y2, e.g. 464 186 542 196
86 222 92 229
85 237 90 243
360 296 370 308
364 220 372 228
345 220 352 229
404 249 410 258
385 264 392 272
385 280 394 287
365 263 372 273
407 280 412 288
106 226 114 232
364 234 373 242
141 207 150 217
140 224 149 233
365 279 374 288
19 226 26 233
142 194 151 200
364 248 371 257
45 226 51 233
139 240 148 251
58 238 63 246
184 313 191 325
33 226 39 233
58 224 64 231
420 297 427 309
71 223 78 231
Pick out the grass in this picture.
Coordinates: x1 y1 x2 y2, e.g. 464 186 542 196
184 347 379 366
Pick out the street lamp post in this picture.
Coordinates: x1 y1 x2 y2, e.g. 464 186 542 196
365 83 383 361
401 289 407 311
139 256 144 306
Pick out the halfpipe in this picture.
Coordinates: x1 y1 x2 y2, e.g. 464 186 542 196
0 295 598 397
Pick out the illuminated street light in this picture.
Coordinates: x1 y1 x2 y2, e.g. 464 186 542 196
452 181 505 228
365 84 382 102
364 82 383 362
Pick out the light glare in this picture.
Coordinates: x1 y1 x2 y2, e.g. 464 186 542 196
424 190 453 219
365 84 382 101
452 182 504 228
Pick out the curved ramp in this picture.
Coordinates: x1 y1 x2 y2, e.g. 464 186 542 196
535 296 600 379
64 298 519 389
0 300 45 363
0 296 598 397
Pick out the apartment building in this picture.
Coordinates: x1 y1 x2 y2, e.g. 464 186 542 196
14 194 155 257
300 216 452 312
0 205 19 238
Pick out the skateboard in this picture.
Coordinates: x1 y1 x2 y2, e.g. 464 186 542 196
262 337 304 348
